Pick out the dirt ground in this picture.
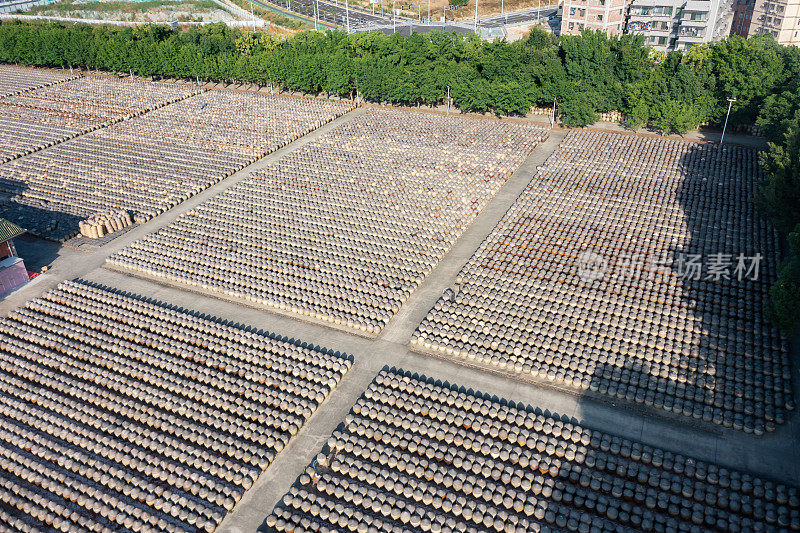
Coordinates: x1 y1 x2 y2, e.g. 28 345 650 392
27 0 242 23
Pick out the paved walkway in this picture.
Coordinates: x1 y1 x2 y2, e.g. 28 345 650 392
580 118 769 149
3 108 798 533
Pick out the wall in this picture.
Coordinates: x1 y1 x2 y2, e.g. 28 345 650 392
0 0 55 14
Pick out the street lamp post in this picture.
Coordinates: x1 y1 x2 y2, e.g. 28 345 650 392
427 0 430 21
551 96 556 126
446 85 450 115
315 0 319 30
345 0 350 32
720 97 736 145
474 0 478 32
249 0 255 31
393 0 396 32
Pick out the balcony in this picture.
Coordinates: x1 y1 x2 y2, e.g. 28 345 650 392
629 5 676 16
681 13 708 22
678 26 706 37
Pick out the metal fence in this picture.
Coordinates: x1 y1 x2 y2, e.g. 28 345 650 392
348 19 512 38
0 0 55 14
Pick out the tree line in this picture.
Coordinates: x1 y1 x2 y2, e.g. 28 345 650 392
755 82 800 337
1 21 798 131
0 19 798 335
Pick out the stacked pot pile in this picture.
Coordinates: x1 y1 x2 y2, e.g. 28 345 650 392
267 369 800 533
412 130 791 434
132 90 355 160
0 88 352 241
108 108 549 335
0 65 77 99
79 209 133 239
0 75 199 163
0 279 351 533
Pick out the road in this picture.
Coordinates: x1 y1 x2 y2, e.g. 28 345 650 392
365 20 476 34
250 0 395 28
248 0 556 31
478 4 557 27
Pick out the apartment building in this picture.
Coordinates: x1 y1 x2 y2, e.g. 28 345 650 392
731 0 756 36
625 0 731 51
748 0 800 44
560 0 629 35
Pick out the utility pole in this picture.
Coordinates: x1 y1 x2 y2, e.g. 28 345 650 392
474 0 478 32
315 0 319 30
346 0 350 32
720 97 736 144
427 0 430 21
446 85 450 115
393 0 396 32
551 97 556 126
250 0 256 31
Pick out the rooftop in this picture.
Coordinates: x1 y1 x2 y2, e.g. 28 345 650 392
0 218 25 243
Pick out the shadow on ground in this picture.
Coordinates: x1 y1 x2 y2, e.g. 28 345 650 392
0 177 83 242
581 141 790 435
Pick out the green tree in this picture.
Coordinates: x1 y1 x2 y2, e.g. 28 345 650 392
620 84 649 129
765 224 800 336
560 30 622 113
756 83 800 143
0 20 798 124
756 110 800 235
558 86 596 127
705 35 786 124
